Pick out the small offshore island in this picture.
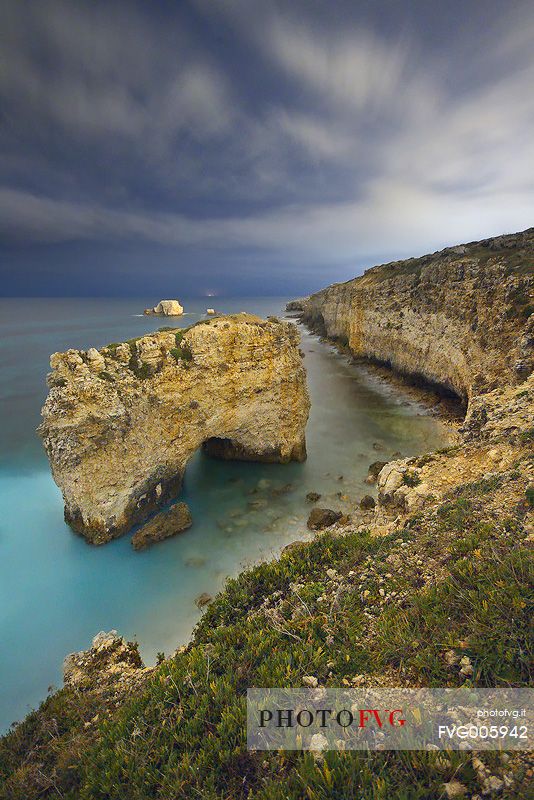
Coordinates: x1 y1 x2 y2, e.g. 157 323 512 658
1 229 533 799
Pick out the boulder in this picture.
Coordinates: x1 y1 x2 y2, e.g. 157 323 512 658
131 501 192 550
377 461 407 496
359 495 376 510
365 460 388 483
307 508 342 530
63 630 144 690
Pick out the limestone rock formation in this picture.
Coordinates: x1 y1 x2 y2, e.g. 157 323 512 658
291 228 533 519
296 228 533 410
39 314 310 544
63 630 146 690
131 501 192 550
144 299 184 316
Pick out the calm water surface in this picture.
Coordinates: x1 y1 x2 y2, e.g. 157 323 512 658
0 297 450 732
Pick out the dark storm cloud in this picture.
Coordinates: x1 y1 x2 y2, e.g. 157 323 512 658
0 0 533 295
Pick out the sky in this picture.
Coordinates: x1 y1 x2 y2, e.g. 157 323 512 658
1 0 533 297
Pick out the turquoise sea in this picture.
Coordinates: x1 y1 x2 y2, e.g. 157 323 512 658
0 297 450 732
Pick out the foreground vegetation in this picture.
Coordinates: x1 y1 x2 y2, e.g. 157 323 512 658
1 458 532 799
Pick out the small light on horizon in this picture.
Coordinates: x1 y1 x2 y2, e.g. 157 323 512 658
205 291 217 297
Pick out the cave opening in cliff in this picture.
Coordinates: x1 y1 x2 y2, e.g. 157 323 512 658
357 356 468 420
201 437 244 461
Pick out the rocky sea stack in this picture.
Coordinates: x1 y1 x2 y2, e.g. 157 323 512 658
144 299 184 316
38 314 310 544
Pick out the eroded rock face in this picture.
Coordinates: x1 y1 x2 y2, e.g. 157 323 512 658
63 631 150 694
292 228 533 520
298 228 533 409
39 314 310 544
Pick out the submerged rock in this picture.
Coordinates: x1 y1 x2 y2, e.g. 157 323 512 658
144 299 184 316
131 501 192 551
306 491 321 502
271 482 294 496
307 508 342 530
39 314 310 544
195 592 212 608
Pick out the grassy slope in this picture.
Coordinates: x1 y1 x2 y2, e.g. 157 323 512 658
1 464 532 799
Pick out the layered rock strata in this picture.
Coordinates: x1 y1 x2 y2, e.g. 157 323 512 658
290 228 533 520
39 314 310 544
296 228 533 410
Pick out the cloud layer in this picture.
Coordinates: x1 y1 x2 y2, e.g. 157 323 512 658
1 0 533 294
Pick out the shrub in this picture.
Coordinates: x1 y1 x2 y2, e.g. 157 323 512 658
402 471 421 487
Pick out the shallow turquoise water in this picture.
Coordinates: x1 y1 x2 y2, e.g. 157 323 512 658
0 297 449 732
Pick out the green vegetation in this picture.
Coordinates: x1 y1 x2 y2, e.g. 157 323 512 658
402 470 421 487
170 332 193 364
1 471 532 799
104 342 121 355
127 354 151 380
98 371 115 383
520 427 534 443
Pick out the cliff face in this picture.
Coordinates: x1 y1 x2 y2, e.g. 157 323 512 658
39 314 310 544
299 228 533 407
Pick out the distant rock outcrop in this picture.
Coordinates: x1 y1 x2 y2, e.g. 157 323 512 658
39 314 310 544
144 300 184 316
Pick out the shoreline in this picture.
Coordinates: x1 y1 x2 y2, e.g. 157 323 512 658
290 313 464 430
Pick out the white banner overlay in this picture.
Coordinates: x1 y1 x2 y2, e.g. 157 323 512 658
247 688 533 751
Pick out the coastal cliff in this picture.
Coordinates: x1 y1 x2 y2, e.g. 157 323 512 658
295 228 533 518
3 231 532 800
39 314 310 544
299 228 533 406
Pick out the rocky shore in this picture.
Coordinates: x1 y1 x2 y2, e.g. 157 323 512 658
2 229 532 799
288 228 533 526
38 314 310 544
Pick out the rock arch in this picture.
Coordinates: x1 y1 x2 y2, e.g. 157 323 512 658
39 315 310 544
